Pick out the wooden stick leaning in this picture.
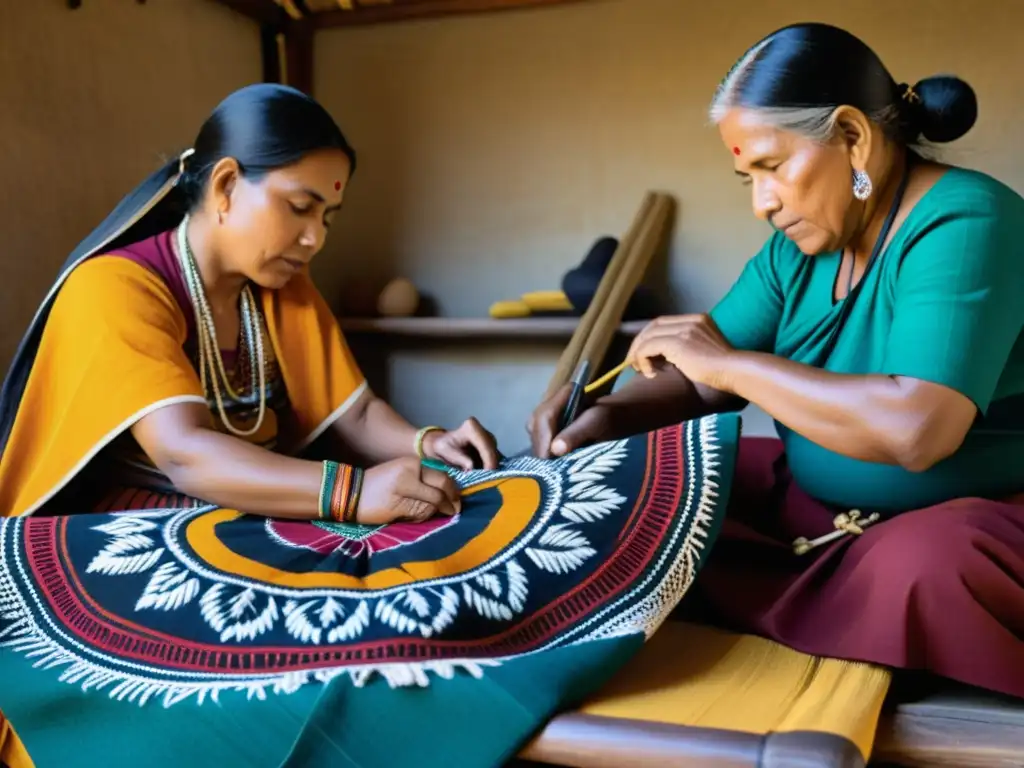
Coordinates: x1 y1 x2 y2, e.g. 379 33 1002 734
575 193 673 384
544 192 658 399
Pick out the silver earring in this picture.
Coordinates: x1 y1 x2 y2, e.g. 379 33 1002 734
852 169 873 201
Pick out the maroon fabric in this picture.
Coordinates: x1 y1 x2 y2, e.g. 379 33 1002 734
687 437 1024 699
113 230 192 323
111 230 237 366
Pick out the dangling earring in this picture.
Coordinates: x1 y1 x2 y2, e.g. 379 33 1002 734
852 169 873 201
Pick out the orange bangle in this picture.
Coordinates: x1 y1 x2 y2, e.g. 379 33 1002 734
330 464 353 522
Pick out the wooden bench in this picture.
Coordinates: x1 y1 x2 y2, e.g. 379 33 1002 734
513 369 1014 767
516 638 1024 768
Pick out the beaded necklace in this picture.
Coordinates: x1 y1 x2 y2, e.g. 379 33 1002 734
174 216 267 437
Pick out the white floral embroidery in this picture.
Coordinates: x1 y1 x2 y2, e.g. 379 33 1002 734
0 416 727 706
72 441 626 647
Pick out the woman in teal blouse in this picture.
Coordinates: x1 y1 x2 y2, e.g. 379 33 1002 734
531 22 1024 698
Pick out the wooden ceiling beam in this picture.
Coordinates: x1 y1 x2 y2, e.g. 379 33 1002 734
310 0 582 29
213 0 290 26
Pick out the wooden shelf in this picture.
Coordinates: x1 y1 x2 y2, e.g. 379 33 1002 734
338 317 647 339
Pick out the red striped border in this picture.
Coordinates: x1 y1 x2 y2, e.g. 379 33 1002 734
22 424 692 675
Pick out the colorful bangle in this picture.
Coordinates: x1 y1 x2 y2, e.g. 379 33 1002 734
318 460 339 520
319 461 365 523
344 468 364 523
329 463 353 522
414 425 445 458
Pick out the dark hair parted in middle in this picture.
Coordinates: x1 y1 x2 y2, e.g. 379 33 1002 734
710 23 978 146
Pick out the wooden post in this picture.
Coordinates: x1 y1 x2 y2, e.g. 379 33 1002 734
260 19 314 95
283 20 315 95
260 23 282 85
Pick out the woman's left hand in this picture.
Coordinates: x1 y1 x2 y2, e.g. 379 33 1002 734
628 314 738 392
422 418 500 471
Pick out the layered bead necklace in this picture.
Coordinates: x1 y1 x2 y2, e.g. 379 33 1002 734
175 215 267 437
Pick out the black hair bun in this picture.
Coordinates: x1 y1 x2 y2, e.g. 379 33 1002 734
904 75 978 143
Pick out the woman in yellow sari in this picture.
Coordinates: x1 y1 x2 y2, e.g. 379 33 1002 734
0 83 500 523
0 84 738 768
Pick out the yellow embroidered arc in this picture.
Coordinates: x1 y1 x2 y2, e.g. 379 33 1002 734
186 477 541 589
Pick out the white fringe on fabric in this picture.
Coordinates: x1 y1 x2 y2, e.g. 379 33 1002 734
0 414 725 708
546 415 723 647
0 614 497 707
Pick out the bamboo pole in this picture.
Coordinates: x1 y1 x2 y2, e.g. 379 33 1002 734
544 192 658 398
576 193 673 374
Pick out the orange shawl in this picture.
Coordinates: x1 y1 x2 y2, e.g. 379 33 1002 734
0 255 366 518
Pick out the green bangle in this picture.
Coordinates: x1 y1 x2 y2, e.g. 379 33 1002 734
319 460 339 520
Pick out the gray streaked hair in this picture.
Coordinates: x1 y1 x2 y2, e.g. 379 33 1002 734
707 24 977 150
708 37 904 144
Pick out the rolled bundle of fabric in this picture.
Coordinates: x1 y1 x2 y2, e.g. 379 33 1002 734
561 236 664 321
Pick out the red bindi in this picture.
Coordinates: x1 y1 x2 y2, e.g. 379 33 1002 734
334 180 342 191
732 147 741 156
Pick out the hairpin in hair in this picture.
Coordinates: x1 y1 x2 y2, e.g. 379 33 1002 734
900 83 921 105
178 148 195 177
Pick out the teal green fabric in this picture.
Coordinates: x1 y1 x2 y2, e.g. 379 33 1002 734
9 636 640 768
710 167 1024 512
0 416 739 768
6 663 323 767
283 635 642 768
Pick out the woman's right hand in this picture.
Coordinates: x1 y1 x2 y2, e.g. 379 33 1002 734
355 457 462 525
527 383 616 459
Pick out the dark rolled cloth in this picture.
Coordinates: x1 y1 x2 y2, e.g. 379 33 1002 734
683 437 1024 699
561 236 664 321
